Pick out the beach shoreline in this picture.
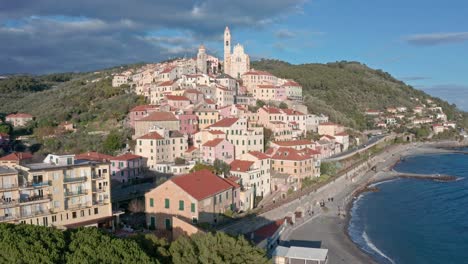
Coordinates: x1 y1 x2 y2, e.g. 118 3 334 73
284 140 467 264
341 140 467 263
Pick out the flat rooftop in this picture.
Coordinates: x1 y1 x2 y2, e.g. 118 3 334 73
273 246 328 261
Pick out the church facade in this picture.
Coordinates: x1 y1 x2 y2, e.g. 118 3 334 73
223 26 250 79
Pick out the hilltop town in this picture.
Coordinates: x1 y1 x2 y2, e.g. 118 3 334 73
0 26 466 263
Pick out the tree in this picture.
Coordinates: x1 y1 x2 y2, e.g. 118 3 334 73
263 128 273 149
103 130 125 155
174 157 186 165
66 227 154 264
0 123 12 134
256 100 266 108
190 163 216 174
279 102 288 109
129 233 171 264
169 232 269 264
0 223 66 263
213 159 231 176
320 162 337 176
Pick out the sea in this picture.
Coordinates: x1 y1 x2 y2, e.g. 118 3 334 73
348 149 468 264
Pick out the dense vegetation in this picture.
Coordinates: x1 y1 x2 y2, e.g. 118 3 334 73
0 224 268 264
0 71 145 154
252 59 468 130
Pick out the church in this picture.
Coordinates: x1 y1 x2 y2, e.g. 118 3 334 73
223 26 250 79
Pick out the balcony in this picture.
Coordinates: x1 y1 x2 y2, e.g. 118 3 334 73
20 194 52 205
91 173 106 180
92 187 107 193
21 209 52 218
64 189 89 197
63 176 87 183
65 202 92 210
93 199 110 206
0 199 19 208
0 183 19 191
21 181 51 189
0 214 21 222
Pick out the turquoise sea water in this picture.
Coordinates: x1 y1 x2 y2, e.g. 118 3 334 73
348 150 468 264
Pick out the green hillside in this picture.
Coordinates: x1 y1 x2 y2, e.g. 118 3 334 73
252 59 467 130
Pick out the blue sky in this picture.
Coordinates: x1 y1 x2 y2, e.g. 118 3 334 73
1 0 467 109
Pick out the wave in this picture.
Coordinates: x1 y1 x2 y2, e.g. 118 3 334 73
368 178 399 188
362 230 396 264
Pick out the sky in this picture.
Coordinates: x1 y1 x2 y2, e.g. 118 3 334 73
1 0 467 110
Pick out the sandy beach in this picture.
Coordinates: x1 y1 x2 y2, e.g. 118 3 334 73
282 141 467 264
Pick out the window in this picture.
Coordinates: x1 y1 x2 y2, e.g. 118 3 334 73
72 212 77 219
81 210 85 217
51 215 57 222
191 203 195 213
94 208 99 215
165 198 170 208
150 198 154 207
179 200 184 211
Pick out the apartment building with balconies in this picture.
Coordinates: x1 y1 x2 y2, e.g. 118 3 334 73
0 154 113 229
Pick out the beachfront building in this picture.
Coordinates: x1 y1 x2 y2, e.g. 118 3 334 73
272 246 329 264
0 154 113 228
270 147 321 185
230 151 271 198
145 169 240 229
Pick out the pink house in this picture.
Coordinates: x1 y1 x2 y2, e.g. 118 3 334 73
165 95 191 109
275 86 286 101
110 153 145 183
177 111 199 135
128 105 158 128
202 138 234 165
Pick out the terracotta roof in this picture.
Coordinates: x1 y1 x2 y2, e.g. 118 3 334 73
158 80 175 86
230 160 254 172
185 146 198 153
130 105 157 112
282 80 301 87
184 89 203 94
112 153 142 161
160 67 175 74
171 169 237 200
202 138 225 147
6 113 33 119
210 118 239 128
272 140 313 147
205 99 216 104
321 135 335 140
208 130 225 135
0 152 33 161
261 107 281 114
271 147 313 161
75 152 113 162
282 109 304 115
138 131 164 140
138 112 178 122
257 84 277 89
166 95 190 101
252 219 285 243
248 151 270 160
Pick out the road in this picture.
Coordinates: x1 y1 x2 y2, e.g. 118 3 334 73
324 134 386 161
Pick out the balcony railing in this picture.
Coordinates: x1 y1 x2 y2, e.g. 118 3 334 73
0 199 19 208
21 181 51 189
63 176 87 183
0 183 19 191
0 214 21 222
65 202 92 210
64 189 89 197
93 187 106 193
20 194 52 204
21 209 52 218
93 199 110 206
91 173 106 180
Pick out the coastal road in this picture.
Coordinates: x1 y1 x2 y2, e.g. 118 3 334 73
324 135 386 161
